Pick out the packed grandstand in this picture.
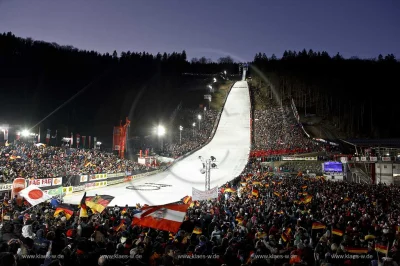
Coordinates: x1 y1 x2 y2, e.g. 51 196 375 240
0 98 398 266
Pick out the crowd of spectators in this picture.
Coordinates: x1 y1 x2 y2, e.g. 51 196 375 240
162 108 219 158
0 143 158 183
253 106 327 154
1 158 399 266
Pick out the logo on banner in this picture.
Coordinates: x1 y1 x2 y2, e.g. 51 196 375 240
28 178 52 188
0 184 13 191
52 177 62 186
80 175 88 182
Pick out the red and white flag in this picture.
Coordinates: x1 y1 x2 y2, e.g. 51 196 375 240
132 203 189 233
18 185 52 206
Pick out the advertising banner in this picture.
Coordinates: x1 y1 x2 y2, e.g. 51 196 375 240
52 177 62 186
0 183 13 191
192 186 218 201
62 186 73 195
80 175 88 183
45 187 63 196
113 126 122 151
89 174 107 181
28 178 53 188
72 185 85 192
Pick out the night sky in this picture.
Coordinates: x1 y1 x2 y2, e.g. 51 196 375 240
0 0 399 61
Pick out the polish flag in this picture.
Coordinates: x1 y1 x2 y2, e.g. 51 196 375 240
132 203 189 233
18 185 52 206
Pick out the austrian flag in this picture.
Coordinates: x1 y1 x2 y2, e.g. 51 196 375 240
132 203 189 233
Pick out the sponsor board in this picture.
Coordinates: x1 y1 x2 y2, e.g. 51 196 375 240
95 181 107 187
52 177 62 186
124 176 132 182
80 175 88 183
107 179 124 186
73 185 85 192
108 173 125 178
85 182 96 189
0 183 13 191
62 186 73 195
45 187 63 196
89 173 107 181
28 178 53 188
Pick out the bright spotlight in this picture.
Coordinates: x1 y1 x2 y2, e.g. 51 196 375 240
192 123 196 127
213 78 217 82
198 115 201 120
21 130 30 137
96 142 102 145
157 125 165 136
179 126 183 131
224 70 227 75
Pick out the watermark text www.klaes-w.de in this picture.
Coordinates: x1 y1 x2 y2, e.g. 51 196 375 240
21 255 64 260
331 254 373 260
177 254 220 259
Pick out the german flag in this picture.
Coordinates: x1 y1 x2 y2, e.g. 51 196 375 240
265 184 269 187
343 197 351 202
345 247 369 254
301 185 307 189
364 234 375 240
86 195 114 213
54 204 74 220
252 188 259 197
121 208 128 215
252 181 261 186
312 222 326 230
302 195 313 204
375 244 388 254
113 221 125 232
235 217 243 224
181 196 192 204
274 191 281 197
79 192 88 218
281 228 291 242
332 228 344 237
192 226 202 235
224 188 236 193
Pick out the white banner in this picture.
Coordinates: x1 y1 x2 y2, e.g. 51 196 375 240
28 178 53 188
192 186 218 201
52 177 62 186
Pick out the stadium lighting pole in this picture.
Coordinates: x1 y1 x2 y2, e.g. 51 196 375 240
192 123 195 137
157 125 165 152
179 125 183 145
198 115 202 131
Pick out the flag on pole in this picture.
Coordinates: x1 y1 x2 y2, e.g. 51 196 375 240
312 222 326 230
332 228 344 236
18 185 51 206
85 195 114 213
79 192 88 217
46 129 51 145
82 136 86 149
375 244 389 255
88 136 91 149
76 134 80 148
192 226 202 234
132 203 190 233
54 204 74 220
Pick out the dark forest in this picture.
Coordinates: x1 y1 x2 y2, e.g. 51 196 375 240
1 32 399 148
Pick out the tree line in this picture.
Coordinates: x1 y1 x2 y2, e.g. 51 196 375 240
250 49 400 138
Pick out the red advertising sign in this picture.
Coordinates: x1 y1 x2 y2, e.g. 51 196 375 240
113 126 122 151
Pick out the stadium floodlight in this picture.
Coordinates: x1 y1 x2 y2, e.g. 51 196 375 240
157 125 165 136
96 142 102 145
224 70 227 75
179 125 183 144
198 115 201 130
21 129 30 137
213 78 217 83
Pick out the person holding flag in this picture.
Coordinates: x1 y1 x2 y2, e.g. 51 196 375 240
79 192 88 218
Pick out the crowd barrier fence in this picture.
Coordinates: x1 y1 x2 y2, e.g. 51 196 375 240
0 169 163 198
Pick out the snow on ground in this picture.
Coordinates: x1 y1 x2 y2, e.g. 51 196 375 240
63 81 250 207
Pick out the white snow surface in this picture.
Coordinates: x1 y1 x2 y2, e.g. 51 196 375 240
63 81 250 207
